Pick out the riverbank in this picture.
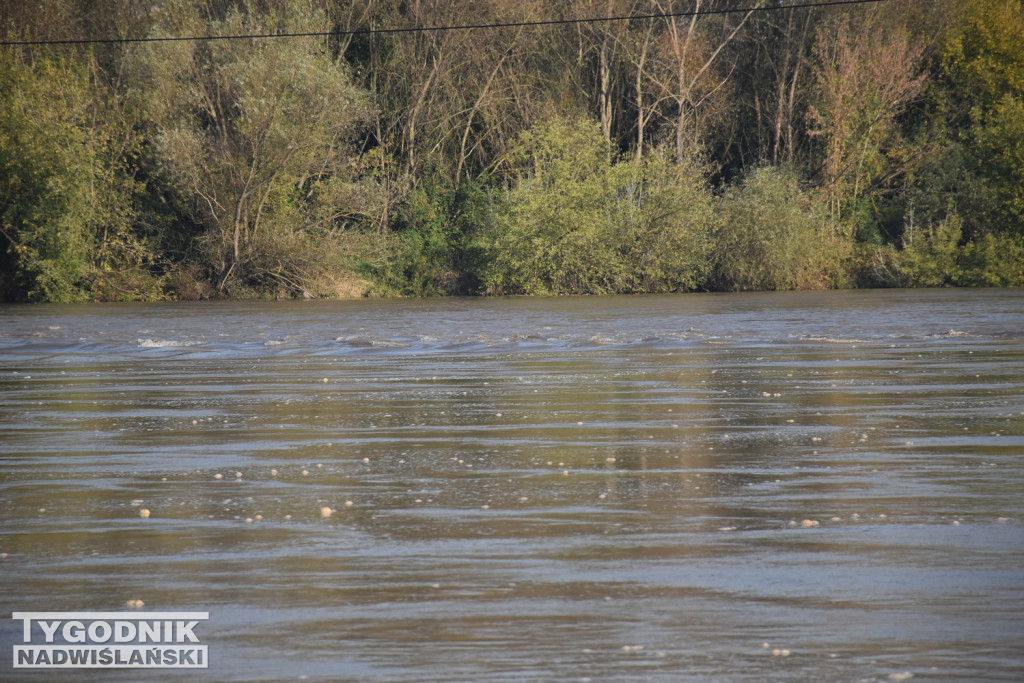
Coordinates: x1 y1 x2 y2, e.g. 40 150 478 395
3 2 1023 303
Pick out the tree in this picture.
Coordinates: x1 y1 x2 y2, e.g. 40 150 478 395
649 0 763 164
939 0 1024 112
0 49 152 301
135 0 374 297
937 0 1024 235
730 3 817 169
807 14 928 224
971 94 1024 229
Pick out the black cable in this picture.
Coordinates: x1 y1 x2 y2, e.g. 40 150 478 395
1 0 890 48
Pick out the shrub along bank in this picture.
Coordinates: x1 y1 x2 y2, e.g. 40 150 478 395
2 0 1022 301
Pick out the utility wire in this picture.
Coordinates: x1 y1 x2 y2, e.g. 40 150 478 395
1 0 889 48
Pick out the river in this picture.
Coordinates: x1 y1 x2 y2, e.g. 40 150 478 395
1 289 1023 681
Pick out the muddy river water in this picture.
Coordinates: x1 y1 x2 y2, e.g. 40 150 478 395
1 289 1022 681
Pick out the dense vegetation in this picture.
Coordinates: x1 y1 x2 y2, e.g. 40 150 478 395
2 0 1022 301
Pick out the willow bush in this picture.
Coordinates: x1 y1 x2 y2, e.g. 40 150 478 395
957 233 1024 287
372 179 492 297
133 0 375 298
712 165 852 291
483 117 714 295
0 50 156 302
861 212 1024 288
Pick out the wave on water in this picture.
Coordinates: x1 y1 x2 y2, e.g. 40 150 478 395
137 338 201 349
3 324 1000 365
334 336 409 349
800 336 877 345
4 294 1014 366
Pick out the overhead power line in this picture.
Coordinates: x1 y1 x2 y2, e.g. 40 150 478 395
1 0 890 48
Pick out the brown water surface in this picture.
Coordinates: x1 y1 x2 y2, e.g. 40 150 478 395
1 290 1023 680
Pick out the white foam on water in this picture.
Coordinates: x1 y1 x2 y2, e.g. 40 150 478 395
137 338 200 348
802 336 875 344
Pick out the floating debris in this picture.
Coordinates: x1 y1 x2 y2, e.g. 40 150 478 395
801 519 820 528
772 648 790 657
139 509 151 519
214 473 223 480
320 507 332 518
889 673 913 682
126 599 144 608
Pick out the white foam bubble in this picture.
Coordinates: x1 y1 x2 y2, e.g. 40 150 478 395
137 338 199 348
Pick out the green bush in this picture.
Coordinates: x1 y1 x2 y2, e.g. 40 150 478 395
378 179 491 296
713 165 851 291
135 0 373 298
0 50 156 301
896 213 964 286
971 94 1024 232
615 147 715 292
958 232 1024 286
857 211 1023 288
483 117 714 295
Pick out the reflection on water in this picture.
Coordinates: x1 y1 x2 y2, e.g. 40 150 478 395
1 289 1023 680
